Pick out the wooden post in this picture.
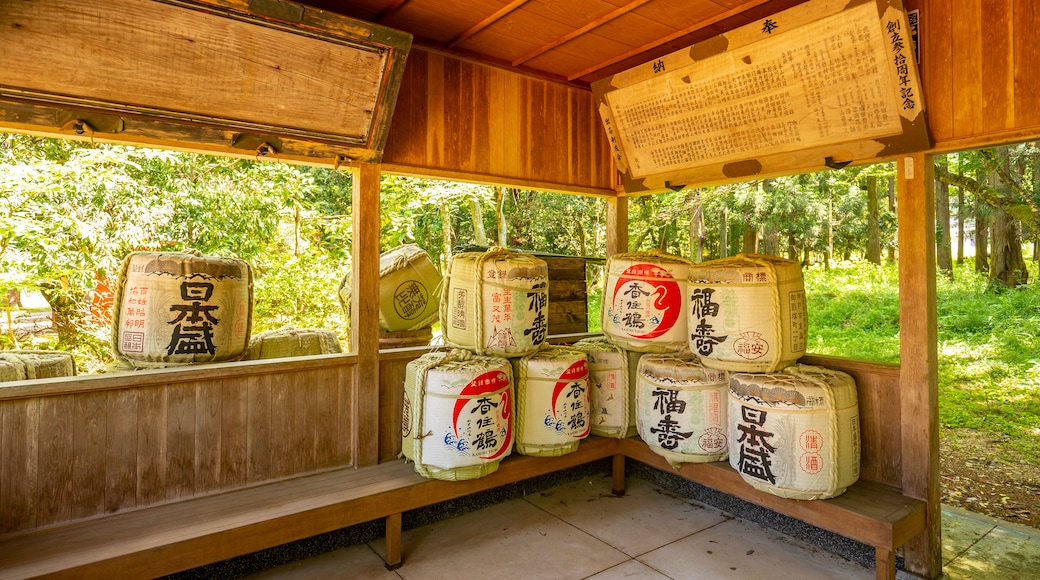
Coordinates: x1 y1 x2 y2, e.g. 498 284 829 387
352 163 381 467
897 153 940 579
606 196 628 257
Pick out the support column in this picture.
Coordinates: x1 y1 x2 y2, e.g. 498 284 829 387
606 196 628 257
897 153 941 578
352 163 381 467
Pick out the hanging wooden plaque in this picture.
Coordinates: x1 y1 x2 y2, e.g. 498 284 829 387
591 0 929 194
0 0 411 163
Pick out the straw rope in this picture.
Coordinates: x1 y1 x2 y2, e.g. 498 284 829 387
573 336 632 438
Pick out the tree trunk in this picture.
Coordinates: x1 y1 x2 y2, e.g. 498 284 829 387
39 280 82 346
936 175 954 278
974 208 989 274
957 185 965 265
762 225 778 257
494 187 508 247
867 175 882 265
719 206 729 258
887 174 897 262
470 197 487 247
741 227 758 254
787 232 798 261
440 201 453 264
688 191 704 261
990 209 1029 287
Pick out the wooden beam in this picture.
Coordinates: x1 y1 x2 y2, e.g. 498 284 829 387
352 163 382 467
448 0 531 48
511 0 653 66
567 0 776 81
374 0 410 22
896 153 941 579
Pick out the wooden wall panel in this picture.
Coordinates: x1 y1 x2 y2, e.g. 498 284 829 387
383 48 614 195
921 0 1040 149
0 356 357 535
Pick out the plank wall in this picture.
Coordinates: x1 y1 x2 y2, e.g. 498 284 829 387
919 0 1040 151
381 48 615 195
0 356 355 536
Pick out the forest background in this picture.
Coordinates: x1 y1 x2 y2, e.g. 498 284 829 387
1 133 1038 529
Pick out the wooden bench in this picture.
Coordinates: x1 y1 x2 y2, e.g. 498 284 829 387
0 434 924 580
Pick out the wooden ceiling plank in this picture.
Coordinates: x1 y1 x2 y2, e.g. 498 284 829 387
511 0 654 66
449 0 532 48
374 0 411 22
567 0 775 81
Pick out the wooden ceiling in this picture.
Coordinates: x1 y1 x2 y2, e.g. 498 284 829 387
301 0 808 86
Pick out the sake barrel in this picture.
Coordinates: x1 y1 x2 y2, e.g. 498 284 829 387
572 336 642 438
512 345 591 457
686 253 807 372
402 350 513 481
0 350 76 382
441 248 548 358
636 352 729 467
111 251 252 368
603 251 692 353
245 327 341 360
728 364 861 500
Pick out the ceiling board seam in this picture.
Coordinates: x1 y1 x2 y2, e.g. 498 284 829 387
511 0 654 67
566 0 776 81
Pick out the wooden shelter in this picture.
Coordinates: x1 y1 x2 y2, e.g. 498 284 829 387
0 0 1034 578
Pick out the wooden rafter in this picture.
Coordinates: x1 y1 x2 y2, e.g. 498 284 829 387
511 0 653 67
567 0 776 81
448 0 531 48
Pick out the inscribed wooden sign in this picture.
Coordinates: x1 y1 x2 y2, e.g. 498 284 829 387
0 0 411 163
591 0 929 194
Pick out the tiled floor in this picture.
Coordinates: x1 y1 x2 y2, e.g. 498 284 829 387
239 474 1040 580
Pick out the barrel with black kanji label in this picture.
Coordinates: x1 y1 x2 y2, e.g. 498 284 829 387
402 350 513 481
728 364 860 500
572 336 642 438
110 251 252 368
512 345 591 457
635 352 730 467
0 350 76 382
602 251 692 353
686 253 806 372
441 248 548 358
338 244 441 333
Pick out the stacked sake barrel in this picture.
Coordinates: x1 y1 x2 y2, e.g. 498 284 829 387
244 327 341 360
403 350 514 480
602 250 692 353
572 336 641 438
634 352 729 467
338 244 442 348
110 251 253 369
512 345 591 456
686 254 807 372
728 364 861 499
0 350 76 382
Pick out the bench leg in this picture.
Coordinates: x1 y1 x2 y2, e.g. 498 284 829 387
612 454 626 496
384 512 402 571
875 548 895 580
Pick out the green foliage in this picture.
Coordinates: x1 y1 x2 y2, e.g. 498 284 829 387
805 261 1040 461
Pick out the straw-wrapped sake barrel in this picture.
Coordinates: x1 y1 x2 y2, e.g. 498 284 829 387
338 244 441 333
603 251 692 353
442 248 548 358
686 253 807 372
244 327 341 360
636 352 729 467
402 350 513 480
111 251 252 368
728 364 861 500
513 345 591 457
0 350 76 382
572 336 642 438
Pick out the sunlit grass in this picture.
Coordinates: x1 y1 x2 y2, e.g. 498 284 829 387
805 260 1040 462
